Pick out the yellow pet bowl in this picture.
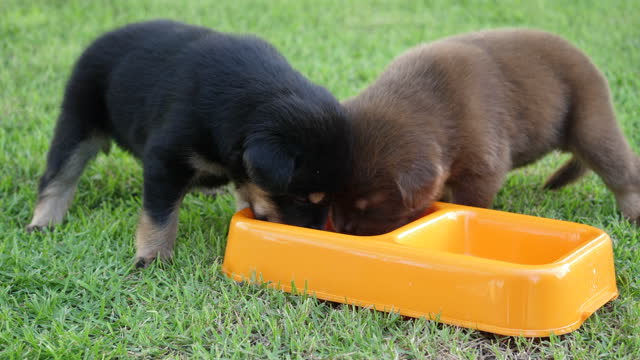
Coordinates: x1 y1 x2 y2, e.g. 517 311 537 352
221 202 618 337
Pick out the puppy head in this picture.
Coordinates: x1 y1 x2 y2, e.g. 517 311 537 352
331 162 444 236
331 104 445 235
242 92 352 229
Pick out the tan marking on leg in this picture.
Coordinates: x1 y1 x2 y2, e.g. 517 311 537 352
134 209 179 268
27 138 107 230
27 183 77 230
189 153 230 199
233 184 250 211
189 153 227 177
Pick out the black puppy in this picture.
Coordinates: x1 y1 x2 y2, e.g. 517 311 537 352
27 20 352 267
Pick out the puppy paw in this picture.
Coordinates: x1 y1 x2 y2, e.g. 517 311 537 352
134 256 154 269
133 249 174 269
616 192 640 226
25 224 49 233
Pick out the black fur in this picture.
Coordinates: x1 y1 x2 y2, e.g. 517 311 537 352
35 19 351 237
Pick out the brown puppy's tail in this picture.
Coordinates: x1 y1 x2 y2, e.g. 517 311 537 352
543 157 589 190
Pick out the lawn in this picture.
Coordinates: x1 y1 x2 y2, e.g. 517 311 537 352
1 0 639 358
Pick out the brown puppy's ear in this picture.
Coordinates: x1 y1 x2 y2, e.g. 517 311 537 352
395 162 444 211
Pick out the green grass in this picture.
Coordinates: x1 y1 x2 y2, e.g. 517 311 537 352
1 0 639 358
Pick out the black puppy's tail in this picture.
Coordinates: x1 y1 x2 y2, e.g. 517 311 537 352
543 157 588 190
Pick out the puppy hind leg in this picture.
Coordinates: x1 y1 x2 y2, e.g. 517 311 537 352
27 115 109 231
578 145 640 225
626 155 640 225
569 92 640 224
598 149 640 225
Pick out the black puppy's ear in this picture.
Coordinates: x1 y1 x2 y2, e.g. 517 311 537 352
395 162 444 211
243 138 295 193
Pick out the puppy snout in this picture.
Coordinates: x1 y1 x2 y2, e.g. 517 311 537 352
330 214 352 234
343 221 355 234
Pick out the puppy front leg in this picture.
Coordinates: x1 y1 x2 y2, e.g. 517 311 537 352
233 183 250 211
134 154 194 268
449 171 507 208
135 209 179 268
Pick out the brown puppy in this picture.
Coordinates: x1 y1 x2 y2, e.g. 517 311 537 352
331 29 640 235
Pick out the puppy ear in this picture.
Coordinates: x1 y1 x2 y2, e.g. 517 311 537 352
395 163 444 211
243 138 295 194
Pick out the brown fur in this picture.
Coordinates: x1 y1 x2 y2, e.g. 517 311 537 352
331 29 640 235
